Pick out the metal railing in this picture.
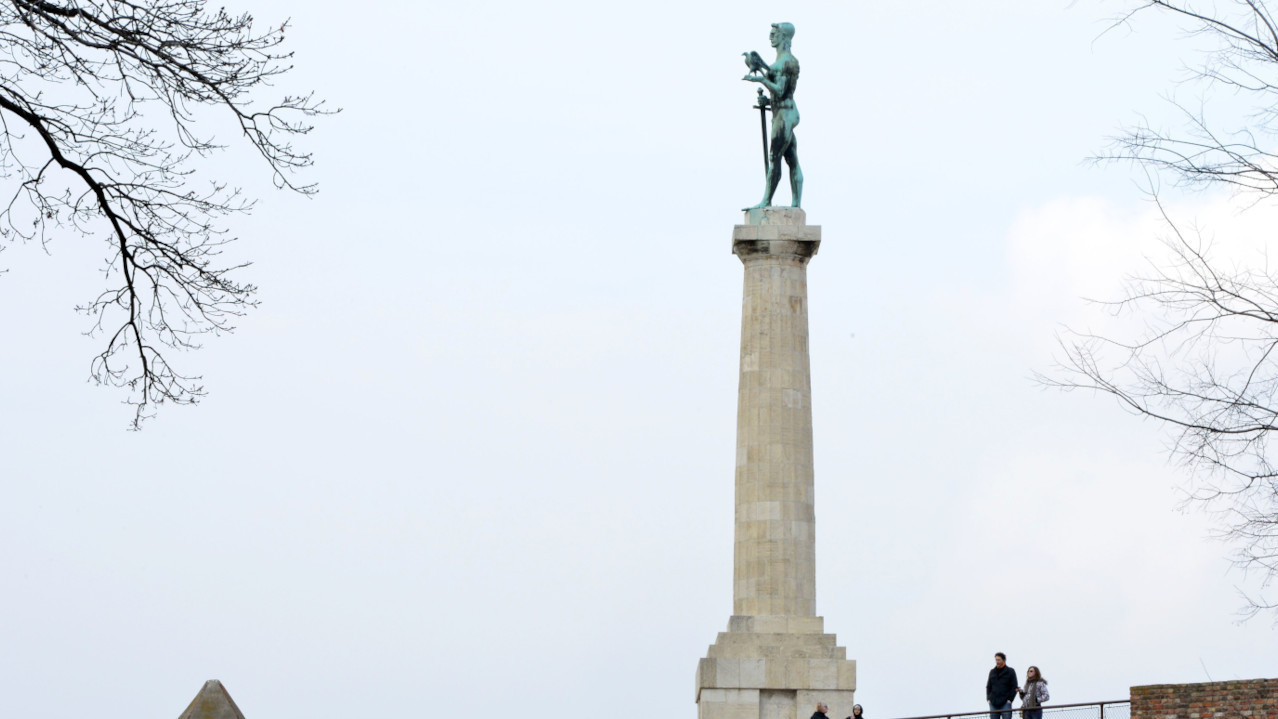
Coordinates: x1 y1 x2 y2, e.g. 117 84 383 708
883 700 1131 719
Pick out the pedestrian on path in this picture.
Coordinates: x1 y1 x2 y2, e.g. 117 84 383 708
1017 665 1050 719
987 652 1018 719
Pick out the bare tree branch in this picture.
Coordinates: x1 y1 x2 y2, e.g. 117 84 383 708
1098 1 1278 196
0 0 331 427
1046 197 1278 618
1053 0 1278 619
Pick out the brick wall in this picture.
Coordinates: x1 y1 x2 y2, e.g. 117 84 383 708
1131 677 1278 719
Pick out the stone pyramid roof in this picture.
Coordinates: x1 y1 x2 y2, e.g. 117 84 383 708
177 680 247 719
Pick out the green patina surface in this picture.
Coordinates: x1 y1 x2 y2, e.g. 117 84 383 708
742 22 803 210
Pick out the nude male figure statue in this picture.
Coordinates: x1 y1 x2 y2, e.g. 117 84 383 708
742 22 803 210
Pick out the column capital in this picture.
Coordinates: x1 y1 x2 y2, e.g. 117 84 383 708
732 208 821 262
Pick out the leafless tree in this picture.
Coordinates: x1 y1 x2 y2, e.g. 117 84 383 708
0 0 327 428
1052 0 1278 617
1101 1 1278 196
1050 205 1278 618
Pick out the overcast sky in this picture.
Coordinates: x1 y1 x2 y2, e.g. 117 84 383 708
1 1 1275 718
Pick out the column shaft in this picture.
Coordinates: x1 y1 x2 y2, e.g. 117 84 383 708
730 207 820 618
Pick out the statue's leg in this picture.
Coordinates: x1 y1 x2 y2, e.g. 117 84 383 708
785 137 803 208
764 151 783 204
746 148 784 210
745 118 788 210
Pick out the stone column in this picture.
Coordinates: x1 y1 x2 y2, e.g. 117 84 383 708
696 208 856 719
732 206 819 618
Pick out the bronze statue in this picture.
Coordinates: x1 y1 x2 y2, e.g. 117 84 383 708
742 22 803 210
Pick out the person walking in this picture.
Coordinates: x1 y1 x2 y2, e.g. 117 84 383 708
844 704 864 719
1017 666 1050 719
986 652 1018 719
810 702 830 719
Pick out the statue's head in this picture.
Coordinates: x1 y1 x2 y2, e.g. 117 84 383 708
770 22 795 49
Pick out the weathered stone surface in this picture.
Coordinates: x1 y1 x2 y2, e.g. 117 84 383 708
177 680 247 719
732 224 822 243
699 688 762 719
731 208 822 618
734 208 820 258
838 661 858 691
727 615 827 635
745 207 807 226
696 209 855 719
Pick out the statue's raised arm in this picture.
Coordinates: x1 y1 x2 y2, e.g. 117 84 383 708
741 22 803 210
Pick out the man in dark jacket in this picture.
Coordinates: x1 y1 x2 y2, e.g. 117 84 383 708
986 652 1018 719
810 702 830 719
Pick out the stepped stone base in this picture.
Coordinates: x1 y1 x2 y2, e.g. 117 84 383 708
696 615 856 719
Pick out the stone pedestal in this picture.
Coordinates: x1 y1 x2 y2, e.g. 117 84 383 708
696 207 856 719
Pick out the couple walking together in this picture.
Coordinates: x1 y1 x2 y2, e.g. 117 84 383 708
987 652 1049 719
